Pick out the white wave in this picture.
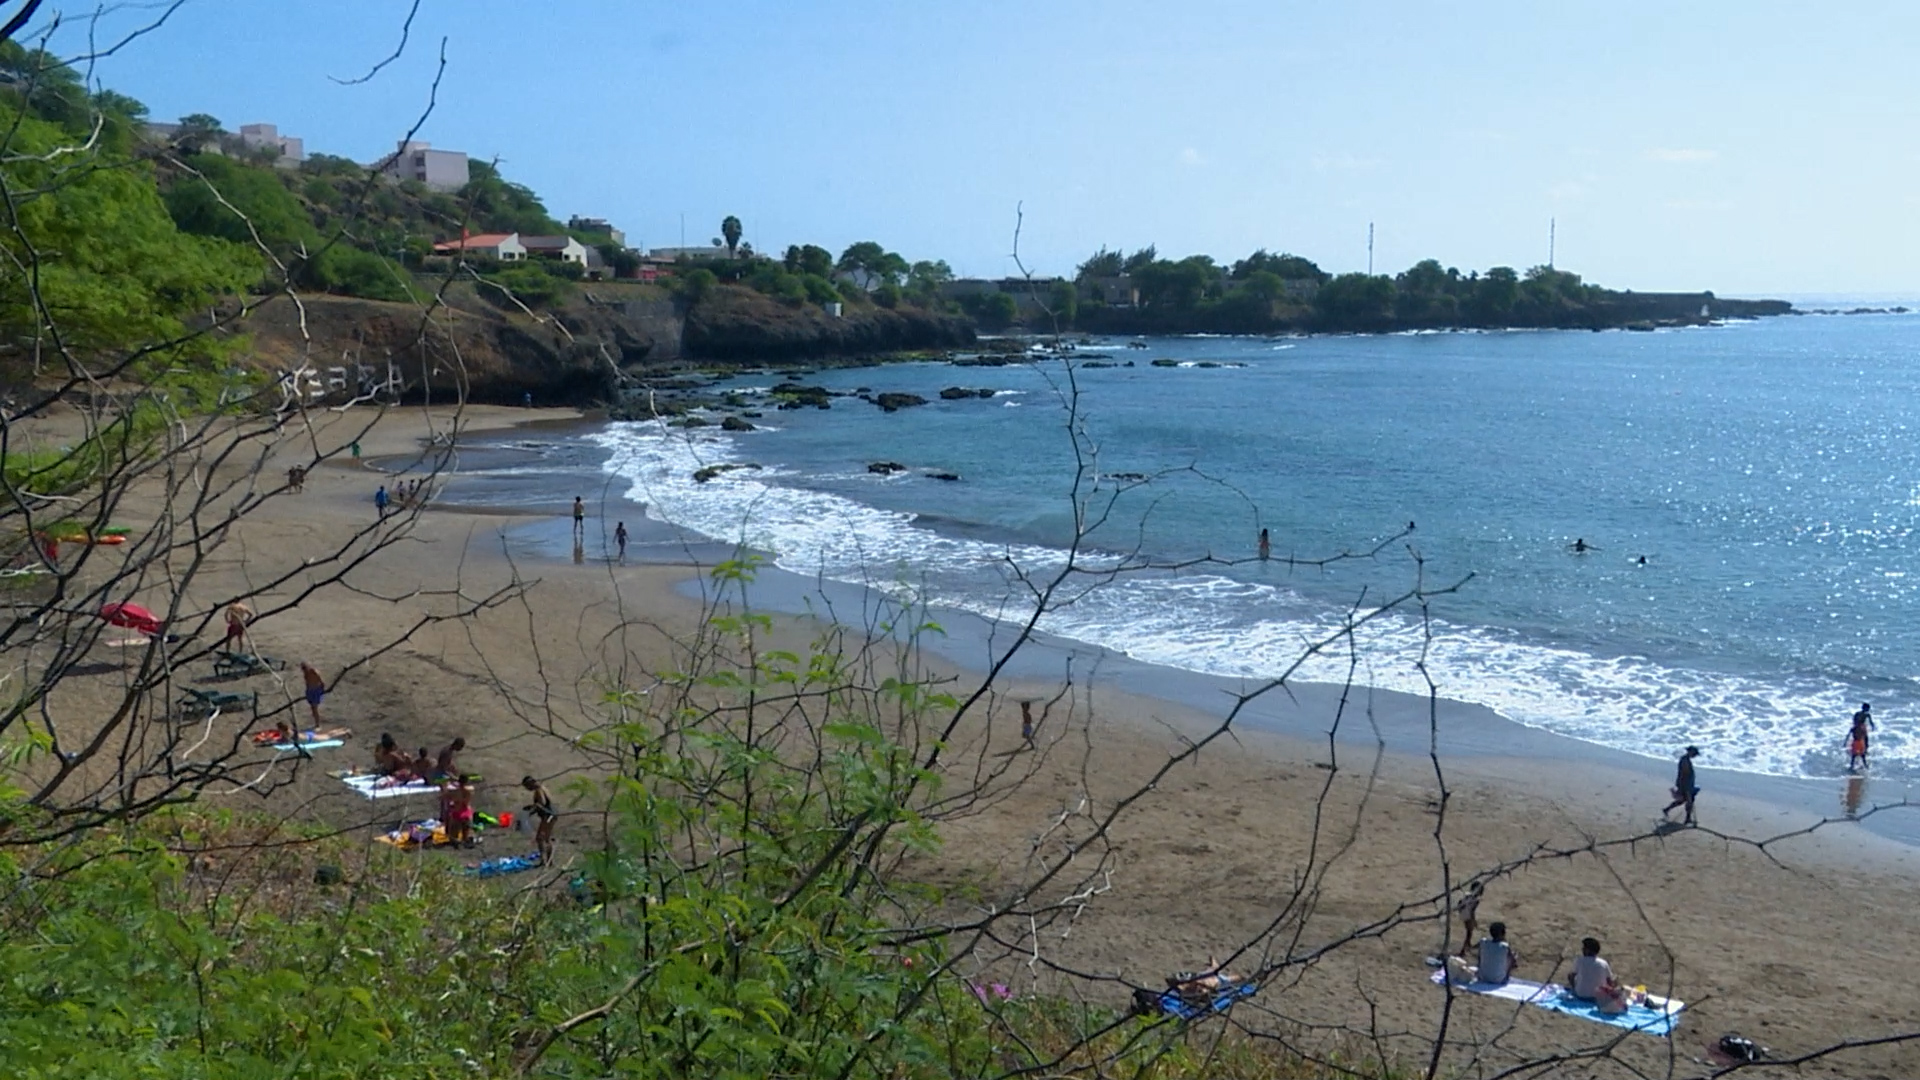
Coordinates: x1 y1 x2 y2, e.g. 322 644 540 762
588 422 1906 779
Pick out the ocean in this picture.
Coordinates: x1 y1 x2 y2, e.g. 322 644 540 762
556 314 1917 783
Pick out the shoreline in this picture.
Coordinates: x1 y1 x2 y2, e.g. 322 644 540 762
458 415 1920 860
41 398 1907 1073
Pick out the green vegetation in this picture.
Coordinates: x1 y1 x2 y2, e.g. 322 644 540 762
0 561 1364 1077
1071 244 1774 334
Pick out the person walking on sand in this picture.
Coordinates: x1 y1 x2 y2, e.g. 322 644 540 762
299 662 326 726
220 600 252 651
374 485 389 518
572 496 585 538
1258 528 1271 561
523 774 557 865
1847 702 1875 772
1455 880 1483 959
615 521 628 562
1662 745 1701 825
1020 700 1036 750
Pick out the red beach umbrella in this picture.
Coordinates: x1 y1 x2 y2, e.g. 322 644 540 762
98 601 163 636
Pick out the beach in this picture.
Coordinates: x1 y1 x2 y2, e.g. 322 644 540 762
18 400 1920 1077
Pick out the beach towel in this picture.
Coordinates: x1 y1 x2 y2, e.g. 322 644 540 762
1428 969 1684 1037
375 819 450 849
334 770 439 799
1134 980 1259 1020
271 738 345 753
464 853 542 878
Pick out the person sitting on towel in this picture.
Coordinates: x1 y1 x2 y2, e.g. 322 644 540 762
1569 937 1632 1013
373 733 407 774
1475 922 1519 985
1569 937 1614 1001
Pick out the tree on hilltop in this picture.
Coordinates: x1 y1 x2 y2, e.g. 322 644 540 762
174 112 223 153
721 214 742 258
783 243 833 278
1232 248 1328 282
1076 246 1124 280
836 240 907 290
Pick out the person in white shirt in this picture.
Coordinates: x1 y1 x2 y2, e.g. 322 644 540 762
1569 937 1614 1001
1475 922 1518 985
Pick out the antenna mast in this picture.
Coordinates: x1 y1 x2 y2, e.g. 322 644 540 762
1549 218 1556 269
1367 222 1374 276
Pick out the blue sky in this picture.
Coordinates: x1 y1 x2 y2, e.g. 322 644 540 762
42 1 1920 294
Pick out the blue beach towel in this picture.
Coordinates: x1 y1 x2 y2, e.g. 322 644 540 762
1428 969 1683 1037
271 738 345 753
1135 980 1259 1020
465 853 543 878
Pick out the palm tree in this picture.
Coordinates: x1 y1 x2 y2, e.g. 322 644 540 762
721 215 743 258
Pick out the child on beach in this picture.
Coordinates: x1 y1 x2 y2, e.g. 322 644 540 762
1455 881 1483 959
1847 703 1874 772
443 776 476 847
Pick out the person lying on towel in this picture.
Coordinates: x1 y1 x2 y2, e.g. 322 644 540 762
1167 957 1244 998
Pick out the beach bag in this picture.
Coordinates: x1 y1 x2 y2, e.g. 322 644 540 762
1717 1034 1764 1062
1444 955 1476 985
1595 983 1629 1015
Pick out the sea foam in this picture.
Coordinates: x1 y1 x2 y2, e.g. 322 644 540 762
589 422 1907 780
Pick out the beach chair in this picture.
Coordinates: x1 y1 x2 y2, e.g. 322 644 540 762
178 686 257 715
213 650 285 679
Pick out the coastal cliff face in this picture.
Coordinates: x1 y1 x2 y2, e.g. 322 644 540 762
237 283 973 405
681 286 975 362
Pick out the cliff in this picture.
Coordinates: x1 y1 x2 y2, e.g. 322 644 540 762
681 286 974 362
235 282 972 406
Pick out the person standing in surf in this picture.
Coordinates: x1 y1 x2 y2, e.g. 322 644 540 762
1258 528 1271 561
572 496 586 538
1662 745 1701 825
1847 702 1874 772
615 521 628 562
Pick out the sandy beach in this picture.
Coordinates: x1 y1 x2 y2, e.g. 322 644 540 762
16 401 1920 1077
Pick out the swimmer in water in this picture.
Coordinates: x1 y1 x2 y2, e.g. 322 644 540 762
1570 538 1594 554
1636 555 1648 566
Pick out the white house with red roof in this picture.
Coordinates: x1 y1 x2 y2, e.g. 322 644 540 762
432 232 526 261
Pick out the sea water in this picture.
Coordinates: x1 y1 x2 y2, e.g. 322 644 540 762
582 314 1920 781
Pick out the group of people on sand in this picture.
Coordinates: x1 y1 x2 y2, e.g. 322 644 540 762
367 734 557 863
372 733 466 784
1450 883 1644 1014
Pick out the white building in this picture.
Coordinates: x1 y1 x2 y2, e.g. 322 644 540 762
238 123 305 166
380 140 470 192
520 235 590 266
432 232 527 261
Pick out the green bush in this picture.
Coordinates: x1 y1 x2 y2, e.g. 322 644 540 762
676 267 718 303
309 244 415 302
477 263 572 309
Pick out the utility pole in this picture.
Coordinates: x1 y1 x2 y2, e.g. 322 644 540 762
1549 218 1556 269
679 212 686 251
1367 222 1374 276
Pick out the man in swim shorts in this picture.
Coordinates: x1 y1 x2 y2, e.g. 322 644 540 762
300 662 326 725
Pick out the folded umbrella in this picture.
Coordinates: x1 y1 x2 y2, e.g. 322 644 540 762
98 601 163 637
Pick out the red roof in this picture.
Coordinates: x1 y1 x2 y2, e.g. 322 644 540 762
433 233 517 252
